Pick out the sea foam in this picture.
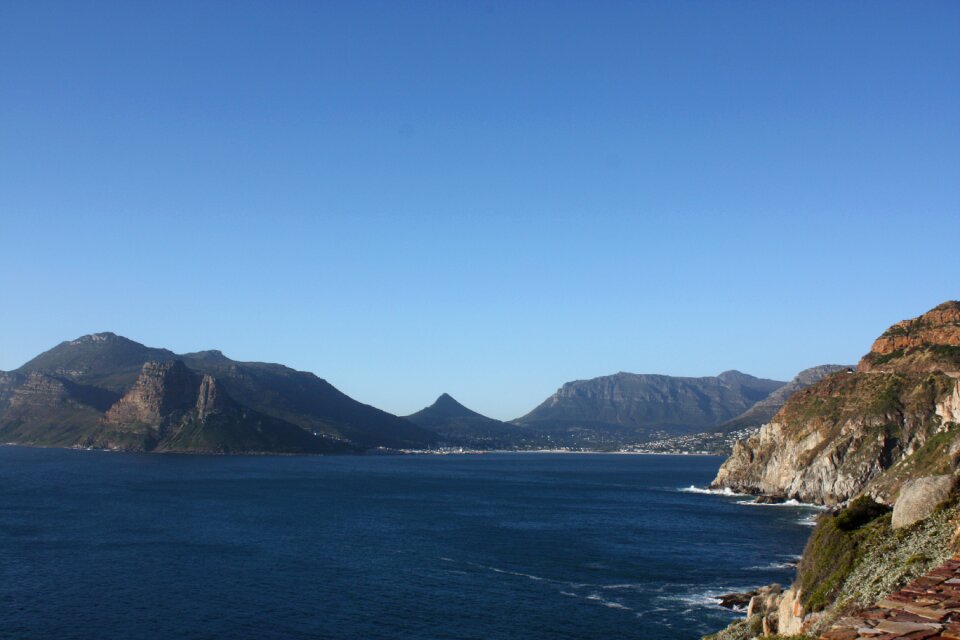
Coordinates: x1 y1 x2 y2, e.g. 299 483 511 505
679 485 748 497
735 498 827 509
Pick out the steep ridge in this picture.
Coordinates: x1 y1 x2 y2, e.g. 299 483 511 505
91 360 345 453
178 354 434 449
712 302 960 506
1 333 435 450
515 370 786 440
719 364 851 432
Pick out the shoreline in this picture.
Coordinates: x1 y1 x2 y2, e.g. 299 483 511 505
1 442 725 457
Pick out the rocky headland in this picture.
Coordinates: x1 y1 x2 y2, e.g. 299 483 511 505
713 301 960 506
705 301 960 639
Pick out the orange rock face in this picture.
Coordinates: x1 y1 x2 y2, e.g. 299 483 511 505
859 301 960 373
104 360 201 425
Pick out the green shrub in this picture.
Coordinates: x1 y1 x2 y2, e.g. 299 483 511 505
798 497 891 611
870 349 904 366
835 496 891 532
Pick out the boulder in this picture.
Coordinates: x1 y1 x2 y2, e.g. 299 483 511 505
777 587 805 636
716 591 753 609
892 475 956 529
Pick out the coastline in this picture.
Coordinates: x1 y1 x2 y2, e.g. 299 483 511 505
1 441 725 457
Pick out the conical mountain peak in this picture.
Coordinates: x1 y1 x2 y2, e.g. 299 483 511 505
433 392 468 410
407 393 493 423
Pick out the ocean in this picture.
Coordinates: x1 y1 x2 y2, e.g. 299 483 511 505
0 447 816 639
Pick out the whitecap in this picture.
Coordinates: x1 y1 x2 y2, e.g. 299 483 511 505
735 498 827 509
666 587 757 612
747 561 797 570
479 564 546 581
584 593 632 610
600 583 645 591
679 485 748 496
559 589 633 611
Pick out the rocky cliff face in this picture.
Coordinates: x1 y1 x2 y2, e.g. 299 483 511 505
712 302 960 506
859 301 960 374
104 361 201 426
95 360 346 454
0 372 117 446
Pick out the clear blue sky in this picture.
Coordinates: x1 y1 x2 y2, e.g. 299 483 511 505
1 1 957 420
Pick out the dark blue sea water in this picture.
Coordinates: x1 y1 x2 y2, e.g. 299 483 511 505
0 448 816 640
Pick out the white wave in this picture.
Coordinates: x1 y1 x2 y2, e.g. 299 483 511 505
735 498 827 509
798 513 820 526
585 594 632 610
600 583 645 591
666 587 757 612
633 605 670 619
480 564 546 581
560 589 633 611
679 485 748 496
747 561 797 570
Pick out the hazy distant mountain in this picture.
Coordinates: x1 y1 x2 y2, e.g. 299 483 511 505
718 364 852 431
405 393 530 448
1 332 436 451
514 370 786 441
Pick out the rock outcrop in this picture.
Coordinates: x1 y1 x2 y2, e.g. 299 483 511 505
937 379 960 425
776 587 805 636
859 301 960 374
104 361 201 426
712 302 960 506
95 360 347 454
892 475 956 529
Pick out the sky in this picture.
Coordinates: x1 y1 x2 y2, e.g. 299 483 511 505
1 1 958 420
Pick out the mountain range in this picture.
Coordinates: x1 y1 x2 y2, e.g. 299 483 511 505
0 333 435 452
0 331 848 453
512 370 787 441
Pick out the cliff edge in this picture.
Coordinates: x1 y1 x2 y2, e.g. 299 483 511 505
712 302 960 506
